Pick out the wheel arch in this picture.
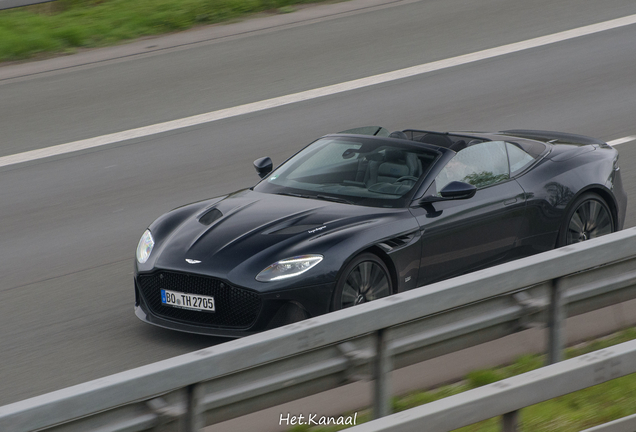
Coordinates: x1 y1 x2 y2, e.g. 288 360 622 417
570 184 619 230
330 245 400 311
357 245 399 295
556 184 618 247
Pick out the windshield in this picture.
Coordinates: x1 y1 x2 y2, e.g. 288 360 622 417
254 136 441 208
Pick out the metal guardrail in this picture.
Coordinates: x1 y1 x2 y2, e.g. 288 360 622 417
349 338 636 432
580 413 636 432
1 226 636 432
0 0 54 10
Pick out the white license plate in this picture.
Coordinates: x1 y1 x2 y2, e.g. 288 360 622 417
161 289 215 312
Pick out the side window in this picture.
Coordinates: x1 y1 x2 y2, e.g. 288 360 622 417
436 141 510 192
506 142 535 175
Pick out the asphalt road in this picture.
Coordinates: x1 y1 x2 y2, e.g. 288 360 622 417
1 0 635 411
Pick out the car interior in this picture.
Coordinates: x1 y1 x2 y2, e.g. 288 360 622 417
257 129 504 206
275 140 439 201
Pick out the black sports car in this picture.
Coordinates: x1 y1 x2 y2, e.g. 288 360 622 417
134 127 627 337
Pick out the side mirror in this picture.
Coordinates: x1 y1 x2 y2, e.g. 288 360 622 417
254 157 273 179
439 181 477 199
419 181 476 205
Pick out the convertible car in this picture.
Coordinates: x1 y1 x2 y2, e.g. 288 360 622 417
134 127 627 337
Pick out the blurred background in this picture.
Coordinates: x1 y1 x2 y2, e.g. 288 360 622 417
1 0 635 430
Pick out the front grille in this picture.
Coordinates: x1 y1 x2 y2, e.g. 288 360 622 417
138 271 262 329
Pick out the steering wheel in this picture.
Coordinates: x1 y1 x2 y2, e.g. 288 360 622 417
395 176 418 183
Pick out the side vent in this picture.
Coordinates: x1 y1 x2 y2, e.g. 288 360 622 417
199 208 223 226
378 231 417 251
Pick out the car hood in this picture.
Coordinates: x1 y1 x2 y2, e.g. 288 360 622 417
149 189 402 285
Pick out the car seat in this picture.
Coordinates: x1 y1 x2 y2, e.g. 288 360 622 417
364 150 421 188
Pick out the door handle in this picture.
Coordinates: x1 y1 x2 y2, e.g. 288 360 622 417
504 198 517 206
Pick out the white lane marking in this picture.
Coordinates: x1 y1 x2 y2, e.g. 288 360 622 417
608 136 636 146
1 14 636 169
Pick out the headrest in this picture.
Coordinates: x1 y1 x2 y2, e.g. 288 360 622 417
366 153 385 161
449 140 467 152
388 131 408 140
384 149 405 162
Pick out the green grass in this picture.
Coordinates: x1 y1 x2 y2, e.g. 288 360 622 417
289 327 636 432
0 0 332 62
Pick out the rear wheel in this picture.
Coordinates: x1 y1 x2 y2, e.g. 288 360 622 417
332 253 393 310
557 192 614 247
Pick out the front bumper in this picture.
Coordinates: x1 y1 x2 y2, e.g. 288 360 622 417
134 270 334 337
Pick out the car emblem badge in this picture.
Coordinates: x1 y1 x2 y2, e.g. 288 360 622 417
185 259 201 264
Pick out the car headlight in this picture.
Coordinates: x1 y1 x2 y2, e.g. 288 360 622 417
136 229 154 264
256 255 323 282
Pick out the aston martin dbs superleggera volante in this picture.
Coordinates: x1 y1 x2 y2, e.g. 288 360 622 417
134 127 627 337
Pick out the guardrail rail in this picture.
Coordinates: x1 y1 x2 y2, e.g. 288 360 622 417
0 0 54 10
1 227 636 431
349 338 636 432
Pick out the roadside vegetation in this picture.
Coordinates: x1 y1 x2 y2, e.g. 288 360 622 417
289 327 636 432
0 0 331 62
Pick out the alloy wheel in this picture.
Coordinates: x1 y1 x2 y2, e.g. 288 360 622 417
566 199 613 245
340 260 391 309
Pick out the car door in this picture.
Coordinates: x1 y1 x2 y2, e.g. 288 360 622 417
409 141 527 286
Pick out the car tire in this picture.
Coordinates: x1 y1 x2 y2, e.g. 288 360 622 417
331 253 393 311
557 192 614 247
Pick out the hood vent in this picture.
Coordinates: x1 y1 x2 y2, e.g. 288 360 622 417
199 208 223 226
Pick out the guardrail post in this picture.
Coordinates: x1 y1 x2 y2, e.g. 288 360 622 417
500 278 565 432
502 410 519 432
547 278 566 364
147 397 177 431
372 328 392 419
184 384 204 432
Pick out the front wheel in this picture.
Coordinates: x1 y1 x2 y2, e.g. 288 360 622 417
557 192 614 247
332 253 393 310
